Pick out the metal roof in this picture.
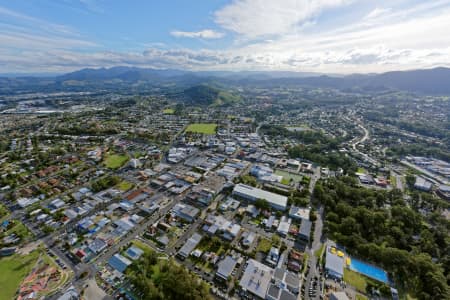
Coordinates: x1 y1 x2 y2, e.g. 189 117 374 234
233 184 288 210
216 256 237 279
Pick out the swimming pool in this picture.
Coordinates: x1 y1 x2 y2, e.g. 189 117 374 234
349 258 388 284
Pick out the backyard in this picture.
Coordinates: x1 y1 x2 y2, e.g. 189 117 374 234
256 237 272 253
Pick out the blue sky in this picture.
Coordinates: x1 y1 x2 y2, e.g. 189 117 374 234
1 0 450 73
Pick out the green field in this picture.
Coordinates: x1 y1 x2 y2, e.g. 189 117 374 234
185 123 217 134
6 221 31 239
104 154 129 169
256 238 272 253
389 175 397 187
0 251 40 300
117 181 134 191
344 268 368 293
281 178 290 185
163 108 175 114
275 169 303 183
0 204 9 221
357 167 367 174
131 240 154 255
314 244 325 259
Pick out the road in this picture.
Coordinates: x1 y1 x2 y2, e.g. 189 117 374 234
303 166 324 300
352 123 369 151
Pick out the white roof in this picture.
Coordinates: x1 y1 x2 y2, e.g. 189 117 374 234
325 249 344 277
289 206 310 220
233 184 288 209
239 259 274 299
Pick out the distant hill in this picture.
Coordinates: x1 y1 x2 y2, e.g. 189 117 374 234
57 66 188 82
2 66 450 95
183 84 241 106
246 67 450 94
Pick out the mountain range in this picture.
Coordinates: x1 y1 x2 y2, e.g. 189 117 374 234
1 66 450 95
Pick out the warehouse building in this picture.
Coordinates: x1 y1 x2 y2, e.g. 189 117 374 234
232 184 288 211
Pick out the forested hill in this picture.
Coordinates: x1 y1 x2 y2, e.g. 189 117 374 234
183 84 241 106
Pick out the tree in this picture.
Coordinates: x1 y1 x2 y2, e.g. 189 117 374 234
254 198 270 211
129 251 211 300
405 174 416 188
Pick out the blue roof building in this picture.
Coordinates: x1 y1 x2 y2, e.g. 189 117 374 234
125 246 144 260
108 254 132 273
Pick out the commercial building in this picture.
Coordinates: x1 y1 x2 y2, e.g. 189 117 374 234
325 247 344 279
289 206 310 221
232 184 288 211
178 233 202 259
108 254 132 273
437 185 450 200
172 203 200 223
414 176 433 192
277 216 291 237
298 219 312 242
216 256 237 281
239 259 274 299
273 267 300 294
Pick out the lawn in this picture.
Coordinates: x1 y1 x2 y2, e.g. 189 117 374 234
185 123 217 135
344 268 368 293
131 239 154 255
357 167 367 174
275 169 303 183
0 251 40 300
0 204 9 222
117 181 134 191
302 253 309 274
280 178 290 185
104 154 129 169
163 108 175 114
356 294 368 300
389 175 397 187
256 238 272 253
314 244 325 261
6 221 31 239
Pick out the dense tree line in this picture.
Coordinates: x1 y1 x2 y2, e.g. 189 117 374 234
55 123 119 136
260 124 340 147
259 125 356 173
128 251 211 300
314 177 449 299
90 175 120 192
387 143 450 162
288 144 357 174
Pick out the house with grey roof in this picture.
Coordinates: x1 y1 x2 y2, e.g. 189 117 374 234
216 256 237 281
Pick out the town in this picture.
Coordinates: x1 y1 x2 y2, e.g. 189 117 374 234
0 80 449 300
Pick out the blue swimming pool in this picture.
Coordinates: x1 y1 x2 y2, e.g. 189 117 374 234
349 258 388 284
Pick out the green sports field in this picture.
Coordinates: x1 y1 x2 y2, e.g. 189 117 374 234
185 123 217 134
163 108 175 114
0 251 40 300
104 154 129 169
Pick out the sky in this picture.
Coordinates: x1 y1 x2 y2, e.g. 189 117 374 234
1 0 450 74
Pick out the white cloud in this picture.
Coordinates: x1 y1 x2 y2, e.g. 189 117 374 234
365 7 391 20
214 0 351 38
170 29 224 39
2 1 450 73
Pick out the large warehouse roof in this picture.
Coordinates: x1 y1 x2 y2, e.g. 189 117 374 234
233 184 288 210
